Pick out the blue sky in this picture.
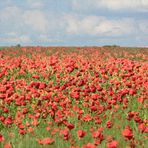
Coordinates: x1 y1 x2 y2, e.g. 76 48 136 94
0 0 148 46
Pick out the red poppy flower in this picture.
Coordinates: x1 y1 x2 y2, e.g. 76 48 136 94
0 116 5 122
82 114 92 122
0 134 4 142
138 123 146 133
3 107 9 113
4 116 13 125
122 126 133 140
92 131 104 140
82 143 96 148
106 120 112 128
4 143 12 148
77 130 86 138
38 137 54 145
107 140 118 148
18 123 25 129
19 129 26 135
27 127 34 133
67 123 75 130
137 97 144 104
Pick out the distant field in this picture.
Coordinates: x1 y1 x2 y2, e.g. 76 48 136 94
0 47 148 148
0 47 4 50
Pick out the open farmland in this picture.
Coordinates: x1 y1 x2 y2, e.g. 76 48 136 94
0 47 148 148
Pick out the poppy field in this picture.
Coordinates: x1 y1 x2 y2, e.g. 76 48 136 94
0 47 148 148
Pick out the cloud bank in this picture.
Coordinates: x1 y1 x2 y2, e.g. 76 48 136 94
0 0 148 46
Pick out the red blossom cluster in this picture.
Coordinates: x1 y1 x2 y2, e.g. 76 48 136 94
0 47 147 147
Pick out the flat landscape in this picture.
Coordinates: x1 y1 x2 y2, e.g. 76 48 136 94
0 47 148 148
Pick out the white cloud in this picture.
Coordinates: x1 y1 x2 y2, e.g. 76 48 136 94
65 15 136 36
94 19 136 36
0 1 148 46
23 10 49 33
1 32 31 44
0 5 50 44
39 34 52 42
101 0 148 11
0 5 49 33
27 0 44 9
139 20 148 34
72 0 148 11
0 6 22 21
39 34 62 43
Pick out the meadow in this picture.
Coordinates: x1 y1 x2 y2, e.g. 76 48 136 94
0 47 148 148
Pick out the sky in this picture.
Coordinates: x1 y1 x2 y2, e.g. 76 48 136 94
0 0 148 47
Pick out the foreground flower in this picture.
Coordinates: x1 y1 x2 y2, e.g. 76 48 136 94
82 143 96 148
4 117 13 125
38 137 54 145
92 131 104 140
122 126 133 140
0 134 4 142
107 140 118 148
77 130 86 138
4 143 12 148
138 123 147 133
106 120 112 128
